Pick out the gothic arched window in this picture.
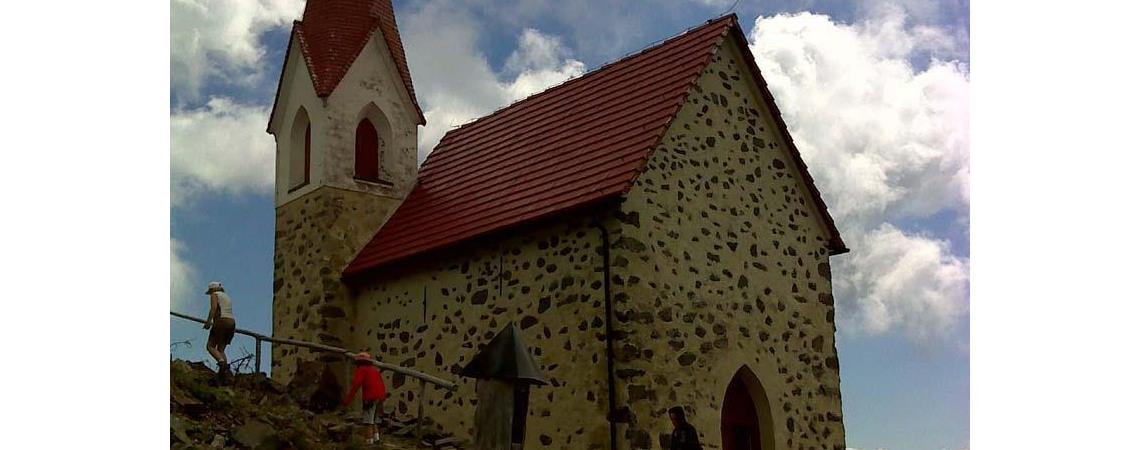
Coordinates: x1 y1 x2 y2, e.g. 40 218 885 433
289 108 311 190
355 118 380 181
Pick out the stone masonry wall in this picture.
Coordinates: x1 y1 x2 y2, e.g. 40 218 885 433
336 33 845 450
352 213 625 450
607 37 846 450
272 186 405 384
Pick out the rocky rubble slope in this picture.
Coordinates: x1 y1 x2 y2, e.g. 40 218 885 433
170 360 464 449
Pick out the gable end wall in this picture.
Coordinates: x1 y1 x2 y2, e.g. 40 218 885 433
609 36 847 450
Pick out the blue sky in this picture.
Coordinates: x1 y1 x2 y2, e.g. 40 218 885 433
170 1 970 449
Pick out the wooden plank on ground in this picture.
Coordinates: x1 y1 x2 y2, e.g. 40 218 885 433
433 436 463 446
395 424 417 437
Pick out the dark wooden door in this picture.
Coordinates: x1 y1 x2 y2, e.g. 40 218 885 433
721 375 762 450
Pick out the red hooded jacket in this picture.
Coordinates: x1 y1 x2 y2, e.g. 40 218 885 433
344 364 387 404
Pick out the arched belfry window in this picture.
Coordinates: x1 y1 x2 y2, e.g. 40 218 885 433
289 108 311 190
354 103 392 184
355 118 380 181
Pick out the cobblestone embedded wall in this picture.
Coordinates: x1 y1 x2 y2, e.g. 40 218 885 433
271 23 420 387
352 213 625 450
317 34 844 450
606 37 846 450
272 186 405 384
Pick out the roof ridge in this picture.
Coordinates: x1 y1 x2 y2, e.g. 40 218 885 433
277 0 426 127
431 14 739 146
426 28 721 163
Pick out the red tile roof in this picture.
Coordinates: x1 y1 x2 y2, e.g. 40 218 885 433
344 14 846 277
274 0 425 126
343 15 734 276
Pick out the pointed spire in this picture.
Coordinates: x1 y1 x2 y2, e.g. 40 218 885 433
459 322 547 385
294 0 424 124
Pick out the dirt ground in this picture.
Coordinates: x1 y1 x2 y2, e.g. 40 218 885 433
170 360 463 449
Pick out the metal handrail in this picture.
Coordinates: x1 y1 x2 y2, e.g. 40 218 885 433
170 311 458 391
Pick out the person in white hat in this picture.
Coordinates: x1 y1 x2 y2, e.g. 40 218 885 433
203 281 236 375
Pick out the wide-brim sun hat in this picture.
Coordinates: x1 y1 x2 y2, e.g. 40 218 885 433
205 281 223 294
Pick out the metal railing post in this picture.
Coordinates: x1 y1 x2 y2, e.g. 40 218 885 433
416 378 426 446
255 337 262 374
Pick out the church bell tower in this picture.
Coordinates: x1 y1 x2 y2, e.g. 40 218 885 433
265 0 425 383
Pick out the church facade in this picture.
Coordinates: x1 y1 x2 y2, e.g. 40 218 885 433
268 2 848 450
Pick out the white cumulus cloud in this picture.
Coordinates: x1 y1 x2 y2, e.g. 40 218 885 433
170 97 276 207
170 1 585 192
170 0 304 100
170 238 197 310
402 2 586 159
504 29 587 102
834 225 969 340
505 28 576 74
746 9 970 340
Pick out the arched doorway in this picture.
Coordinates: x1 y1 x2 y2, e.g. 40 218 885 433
721 366 775 450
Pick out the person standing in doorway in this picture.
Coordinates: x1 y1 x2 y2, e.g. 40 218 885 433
669 406 703 450
202 281 236 376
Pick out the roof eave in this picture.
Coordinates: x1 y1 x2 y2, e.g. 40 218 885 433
341 195 625 281
828 241 851 256
266 22 303 134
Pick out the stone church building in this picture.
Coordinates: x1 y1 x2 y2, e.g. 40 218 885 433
267 1 849 449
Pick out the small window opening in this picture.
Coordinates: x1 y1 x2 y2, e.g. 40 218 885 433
355 118 380 181
289 108 311 190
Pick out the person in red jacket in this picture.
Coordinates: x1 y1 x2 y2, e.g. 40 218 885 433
344 352 387 444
